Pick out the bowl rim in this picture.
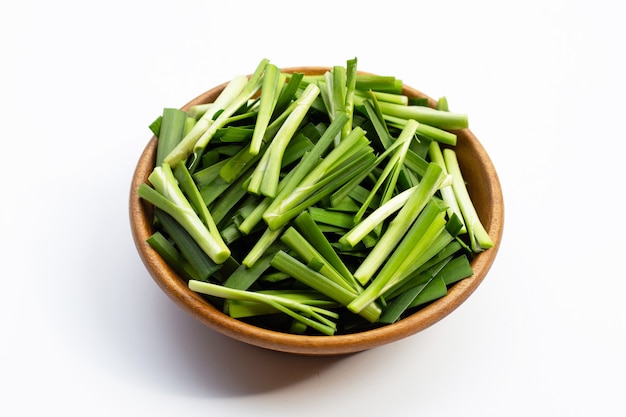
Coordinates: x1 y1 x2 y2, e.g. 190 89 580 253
129 66 504 355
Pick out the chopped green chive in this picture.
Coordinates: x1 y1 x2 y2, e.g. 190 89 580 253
138 58 493 335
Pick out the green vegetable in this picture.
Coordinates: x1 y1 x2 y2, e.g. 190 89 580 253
163 74 249 168
138 57 493 335
270 251 381 323
443 148 494 252
428 141 466 233
248 83 320 197
137 162 230 264
375 100 469 130
225 290 339 319
166 58 269 170
249 63 281 155
262 126 373 230
154 108 187 166
146 231 200 281
189 280 339 335
348 199 448 314
349 162 448 286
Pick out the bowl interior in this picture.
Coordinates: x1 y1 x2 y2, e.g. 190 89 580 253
129 67 504 355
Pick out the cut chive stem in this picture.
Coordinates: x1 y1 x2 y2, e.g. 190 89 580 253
270 251 382 323
189 280 338 335
146 231 200 281
155 108 187 167
163 74 250 168
348 200 447 313
249 63 281 155
339 186 415 247
344 57 358 139
139 163 230 264
187 59 269 169
242 226 285 268
280 226 359 294
351 162 446 285
443 148 494 252
428 141 467 234
263 126 368 230
152 208 222 280
293 211 359 288
249 83 320 197
354 119 417 224
376 101 469 130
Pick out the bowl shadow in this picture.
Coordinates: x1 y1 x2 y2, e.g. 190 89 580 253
143 284 350 397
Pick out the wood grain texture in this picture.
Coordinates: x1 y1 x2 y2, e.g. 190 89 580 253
129 67 504 355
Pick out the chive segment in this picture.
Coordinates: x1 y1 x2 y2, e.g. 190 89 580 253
444 148 494 252
351 162 447 285
155 108 187 166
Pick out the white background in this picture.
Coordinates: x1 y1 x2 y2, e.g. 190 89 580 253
2 0 624 415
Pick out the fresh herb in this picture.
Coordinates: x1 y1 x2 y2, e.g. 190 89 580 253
138 58 493 335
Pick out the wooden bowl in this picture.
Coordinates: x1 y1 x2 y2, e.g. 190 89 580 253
129 67 504 355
